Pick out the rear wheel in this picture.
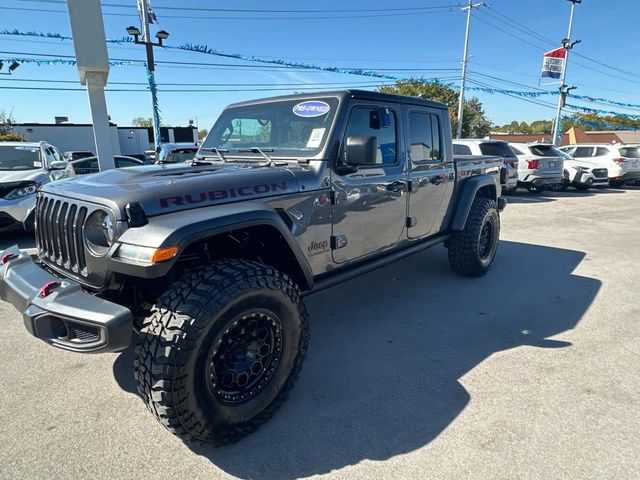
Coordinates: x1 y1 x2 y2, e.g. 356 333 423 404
527 185 545 193
448 197 500 277
549 182 568 192
134 259 309 445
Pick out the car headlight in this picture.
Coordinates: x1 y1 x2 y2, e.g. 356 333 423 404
4 182 40 200
574 166 587 173
84 209 115 256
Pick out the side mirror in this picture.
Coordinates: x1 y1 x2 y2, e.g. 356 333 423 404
49 160 68 170
345 136 378 167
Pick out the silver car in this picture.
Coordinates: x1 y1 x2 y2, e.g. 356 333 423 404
0 141 74 231
509 143 564 193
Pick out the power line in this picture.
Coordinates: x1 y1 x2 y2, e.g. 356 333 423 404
0 84 399 93
19 0 465 14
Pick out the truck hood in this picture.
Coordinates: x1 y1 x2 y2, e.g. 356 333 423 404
0 169 48 185
41 162 301 218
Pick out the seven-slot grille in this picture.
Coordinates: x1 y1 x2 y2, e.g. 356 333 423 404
35 194 88 277
592 168 608 179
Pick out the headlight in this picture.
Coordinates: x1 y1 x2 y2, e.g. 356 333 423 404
84 209 115 256
574 166 587 173
4 182 40 200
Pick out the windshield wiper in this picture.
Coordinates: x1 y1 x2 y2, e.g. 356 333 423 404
197 147 228 163
236 147 276 166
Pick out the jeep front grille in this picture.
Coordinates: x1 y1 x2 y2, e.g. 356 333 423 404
36 195 88 277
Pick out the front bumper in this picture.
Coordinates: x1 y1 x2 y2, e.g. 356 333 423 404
574 171 608 187
0 194 36 229
0 246 132 353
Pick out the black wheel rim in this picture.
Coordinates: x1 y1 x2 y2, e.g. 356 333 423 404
207 310 283 405
478 219 495 260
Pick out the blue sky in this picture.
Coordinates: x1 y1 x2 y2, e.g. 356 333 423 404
1 0 639 129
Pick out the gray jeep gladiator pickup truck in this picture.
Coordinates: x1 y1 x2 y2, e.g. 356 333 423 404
0 90 506 444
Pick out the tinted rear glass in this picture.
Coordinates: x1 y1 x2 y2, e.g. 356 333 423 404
453 144 472 155
529 145 561 157
618 147 640 158
572 147 594 158
479 142 515 157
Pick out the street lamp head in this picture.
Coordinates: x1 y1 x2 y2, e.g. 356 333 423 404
126 26 141 36
8 62 20 73
155 30 170 40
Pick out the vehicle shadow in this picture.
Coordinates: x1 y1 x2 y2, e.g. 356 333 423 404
112 240 599 479
505 187 625 204
0 229 36 251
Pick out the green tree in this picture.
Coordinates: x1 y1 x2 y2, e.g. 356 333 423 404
131 117 153 128
198 128 208 141
0 110 24 141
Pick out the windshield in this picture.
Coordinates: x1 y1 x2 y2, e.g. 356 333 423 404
201 97 339 158
618 147 640 158
0 145 42 171
163 148 198 163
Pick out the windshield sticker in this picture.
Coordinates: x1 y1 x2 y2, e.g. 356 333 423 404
293 101 330 118
33 161 43 168
306 128 326 148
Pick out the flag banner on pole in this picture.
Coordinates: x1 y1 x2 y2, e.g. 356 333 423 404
146 1 158 24
541 47 566 83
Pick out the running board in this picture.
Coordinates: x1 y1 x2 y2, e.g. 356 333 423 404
307 233 451 295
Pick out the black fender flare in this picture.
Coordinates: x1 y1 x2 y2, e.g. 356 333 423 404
111 206 314 290
450 175 498 231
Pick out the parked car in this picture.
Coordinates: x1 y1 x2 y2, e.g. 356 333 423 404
508 143 564 193
142 150 157 164
0 141 74 231
553 149 609 191
63 150 94 162
453 139 518 193
558 144 640 187
71 155 143 175
1 90 507 444
155 143 198 164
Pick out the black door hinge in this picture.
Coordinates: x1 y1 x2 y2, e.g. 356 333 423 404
406 217 417 228
329 190 336 205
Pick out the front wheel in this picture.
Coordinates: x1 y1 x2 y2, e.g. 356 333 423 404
134 260 309 445
549 182 568 192
448 198 500 277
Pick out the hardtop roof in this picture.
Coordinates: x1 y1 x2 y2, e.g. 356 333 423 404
227 89 447 111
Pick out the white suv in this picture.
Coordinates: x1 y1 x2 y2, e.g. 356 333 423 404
558 144 640 187
509 143 564 193
554 149 609 191
453 139 518 192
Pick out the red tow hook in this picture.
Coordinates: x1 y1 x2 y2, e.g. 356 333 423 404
40 281 61 298
1 253 16 265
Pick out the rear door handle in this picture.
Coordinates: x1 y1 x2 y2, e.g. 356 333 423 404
386 181 408 193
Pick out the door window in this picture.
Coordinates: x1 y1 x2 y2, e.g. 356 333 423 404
572 147 595 158
408 112 443 162
344 107 397 165
595 147 610 157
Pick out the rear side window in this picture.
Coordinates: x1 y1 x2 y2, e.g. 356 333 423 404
479 142 515 157
453 144 472 155
510 146 526 155
618 147 640 158
408 112 442 162
572 147 594 158
595 147 610 157
529 145 560 157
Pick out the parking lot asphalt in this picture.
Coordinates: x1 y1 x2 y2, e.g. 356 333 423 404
1 187 639 480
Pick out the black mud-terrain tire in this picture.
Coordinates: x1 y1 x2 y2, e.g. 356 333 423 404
448 197 500 277
134 259 309 445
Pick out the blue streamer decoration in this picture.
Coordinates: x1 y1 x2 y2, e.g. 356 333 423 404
146 68 162 147
0 57 137 66
562 116 639 131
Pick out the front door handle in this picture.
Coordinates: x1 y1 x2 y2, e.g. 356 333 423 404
386 181 408 193
430 175 446 185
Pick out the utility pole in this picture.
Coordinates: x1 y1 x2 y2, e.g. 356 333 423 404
127 0 169 152
552 0 582 146
456 0 484 139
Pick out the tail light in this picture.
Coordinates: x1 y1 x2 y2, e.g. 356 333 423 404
613 158 625 165
527 159 540 169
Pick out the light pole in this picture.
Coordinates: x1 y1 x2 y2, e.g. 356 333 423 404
552 0 582 146
125 23 169 152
